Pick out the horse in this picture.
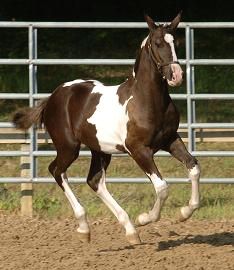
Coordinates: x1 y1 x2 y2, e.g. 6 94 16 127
12 12 200 245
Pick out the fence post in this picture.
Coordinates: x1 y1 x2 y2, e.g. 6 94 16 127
20 143 33 217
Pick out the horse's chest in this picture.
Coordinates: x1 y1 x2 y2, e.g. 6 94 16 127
87 87 132 153
151 101 180 148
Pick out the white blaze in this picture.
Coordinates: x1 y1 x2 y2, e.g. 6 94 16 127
164 33 177 62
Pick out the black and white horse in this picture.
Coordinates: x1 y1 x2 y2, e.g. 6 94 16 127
13 13 200 245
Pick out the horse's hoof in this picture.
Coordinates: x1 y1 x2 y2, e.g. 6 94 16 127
126 233 141 245
178 206 192 222
76 231 91 243
135 213 151 226
178 214 188 222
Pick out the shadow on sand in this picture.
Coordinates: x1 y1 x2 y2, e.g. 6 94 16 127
98 232 234 253
157 231 234 251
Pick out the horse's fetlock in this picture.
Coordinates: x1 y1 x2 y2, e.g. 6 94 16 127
74 207 86 220
157 185 169 200
189 202 199 210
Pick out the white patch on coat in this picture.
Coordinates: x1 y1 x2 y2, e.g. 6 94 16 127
63 79 102 87
141 35 149 48
63 79 85 87
164 33 178 62
87 84 133 154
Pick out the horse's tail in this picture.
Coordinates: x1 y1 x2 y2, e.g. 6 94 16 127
12 98 49 130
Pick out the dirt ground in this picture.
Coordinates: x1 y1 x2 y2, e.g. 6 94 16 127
0 214 233 270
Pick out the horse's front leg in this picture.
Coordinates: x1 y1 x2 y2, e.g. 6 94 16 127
163 133 201 221
128 145 169 226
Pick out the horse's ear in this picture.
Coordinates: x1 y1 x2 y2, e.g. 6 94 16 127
144 14 157 31
169 11 182 31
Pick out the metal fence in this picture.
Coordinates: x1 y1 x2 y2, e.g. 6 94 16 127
0 21 234 184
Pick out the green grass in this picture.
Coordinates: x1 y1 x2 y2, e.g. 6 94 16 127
0 142 233 220
1 183 233 220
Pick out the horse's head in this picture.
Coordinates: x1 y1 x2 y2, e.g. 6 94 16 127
144 12 183 87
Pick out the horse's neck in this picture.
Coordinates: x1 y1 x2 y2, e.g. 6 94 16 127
132 48 169 105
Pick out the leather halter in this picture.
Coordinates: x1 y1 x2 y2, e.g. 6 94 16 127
148 36 179 75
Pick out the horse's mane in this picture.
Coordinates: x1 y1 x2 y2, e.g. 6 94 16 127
133 48 142 76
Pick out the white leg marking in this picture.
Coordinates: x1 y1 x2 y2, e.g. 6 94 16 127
148 173 168 194
61 174 89 233
136 173 168 226
97 170 136 236
180 164 200 221
188 164 200 208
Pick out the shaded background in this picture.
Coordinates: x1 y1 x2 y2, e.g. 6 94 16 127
0 0 234 22
0 0 233 122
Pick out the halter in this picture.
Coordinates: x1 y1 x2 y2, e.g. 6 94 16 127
148 35 180 75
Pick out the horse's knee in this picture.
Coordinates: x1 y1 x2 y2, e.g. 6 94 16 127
185 155 198 170
187 156 200 181
186 156 201 179
87 170 103 192
189 164 200 179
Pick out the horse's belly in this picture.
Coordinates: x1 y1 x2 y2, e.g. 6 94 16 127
95 130 125 154
88 113 129 154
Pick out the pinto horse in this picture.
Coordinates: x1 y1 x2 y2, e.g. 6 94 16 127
13 13 200 245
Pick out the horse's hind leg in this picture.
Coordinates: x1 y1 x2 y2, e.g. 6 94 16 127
49 143 90 242
163 133 200 221
87 150 141 245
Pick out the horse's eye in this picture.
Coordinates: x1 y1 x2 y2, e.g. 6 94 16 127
155 39 161 46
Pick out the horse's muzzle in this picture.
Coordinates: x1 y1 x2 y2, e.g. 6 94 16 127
167 63 183 87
